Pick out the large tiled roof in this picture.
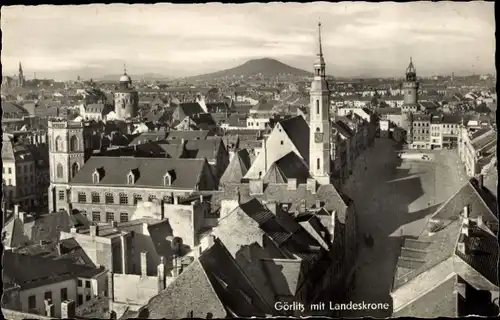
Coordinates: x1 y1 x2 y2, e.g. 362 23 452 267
30 211 90 243
265 152 311 184
145 239 270 318
165 130 210 140
70 156 207 190
394 274 462 318
175 102 205 118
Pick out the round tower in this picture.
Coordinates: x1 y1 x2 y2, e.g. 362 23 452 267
114 65 139 120
403 57 419 109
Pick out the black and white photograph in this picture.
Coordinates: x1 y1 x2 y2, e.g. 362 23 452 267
1 2 498 319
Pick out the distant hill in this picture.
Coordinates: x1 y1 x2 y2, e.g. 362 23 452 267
186 58 312 81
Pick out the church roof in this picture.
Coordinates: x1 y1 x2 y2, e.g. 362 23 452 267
263 162 287 184
263 152 311 184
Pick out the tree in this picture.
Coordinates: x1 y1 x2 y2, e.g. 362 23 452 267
475 102 490 114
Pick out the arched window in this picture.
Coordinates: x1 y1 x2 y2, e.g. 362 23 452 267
56 163 63 178
317 158 321 170
55 136 62 152
316 100 320 115
71 163 79 178
69 136 79 152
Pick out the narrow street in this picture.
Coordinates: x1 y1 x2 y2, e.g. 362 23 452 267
340 139 467 318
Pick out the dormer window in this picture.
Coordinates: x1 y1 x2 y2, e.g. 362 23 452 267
92 168 103 183
127 169 138 185
163 170 176 186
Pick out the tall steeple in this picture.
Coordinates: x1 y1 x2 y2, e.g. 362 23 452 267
309 21 331 186
18 62 25 87
314 21 326 78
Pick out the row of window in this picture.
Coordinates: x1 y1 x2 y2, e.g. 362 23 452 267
3 164 34 174
53 136 79 152
75 192 173 205
28 288 68 310
90 211 129 223
3 176 34 185
56 163 80 179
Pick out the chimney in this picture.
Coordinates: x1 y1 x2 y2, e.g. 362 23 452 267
70 227 77 234
19 211 26 224
477 215 484 227
157 256 166 292
61 300 76 319
199 194 204 203
111 221 118 228
90 224 98 237
44 299 55 317
463 205 469 219
14 204 20 219
141 252 148 277
287 178 297 191
306 178 317 194
315 200 321 209
457 234 467 255
477 174 484 189
173 196 179 205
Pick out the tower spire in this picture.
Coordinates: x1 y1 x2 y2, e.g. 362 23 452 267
123 63 127 75
318 21 323 57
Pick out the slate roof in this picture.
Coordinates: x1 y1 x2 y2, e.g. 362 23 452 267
272 152 312 184
278 116 310 162
3 250 99 290
165 130 210 141
261 259 304 297
145 239 271 318
175 102 205 118
220 149 252 185
70 156 207 190
29 211 90 243
394 274 462 318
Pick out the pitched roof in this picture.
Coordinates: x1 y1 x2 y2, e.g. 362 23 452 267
30 211 90 243
263 162 287 184
272 152 312 184
175 102 205 118
220 149 252 185
278 116 310 162
261 259 304 297
70 157 207 190
165 130 210 140
145 239 270 318
431 177 498 223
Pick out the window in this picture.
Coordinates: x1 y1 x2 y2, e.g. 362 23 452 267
133 194 142 205
78 279 83 287
77 294 83 306
119 193 128 205
19 165 23 173
106 212 114 222
78 192 87 203
55 136 62 152
44 291 52 301
86 295 91 301
28 295 36 309
71 163 79 178
70 135 79 152
91 192 100 204
316 100 319 115
280 141 284 145
317 158 321 170
61 288 68 301
148 195 156 202
8 167 11 174
92 172 99 183
56 163 64 178
86 280 91 288
105 193 114 204
120 212 129 223
162 196 172 204
30 175 33 183
59 190 65 200
30 164 33 173
92 212 101 222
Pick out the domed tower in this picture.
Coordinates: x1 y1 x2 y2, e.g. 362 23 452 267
114 64 139 120
402 57 419 112
309 22 332 186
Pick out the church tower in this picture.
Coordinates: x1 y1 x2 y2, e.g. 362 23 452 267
402 57 419 112
309 22 331 185
18 62 25 88
48 120 88 212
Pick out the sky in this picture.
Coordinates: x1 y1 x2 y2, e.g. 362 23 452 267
1 2 495 80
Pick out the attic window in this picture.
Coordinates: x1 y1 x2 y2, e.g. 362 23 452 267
127 170 137 185
92 169 101 183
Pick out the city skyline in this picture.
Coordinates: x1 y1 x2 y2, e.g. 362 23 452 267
1 2 495 81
